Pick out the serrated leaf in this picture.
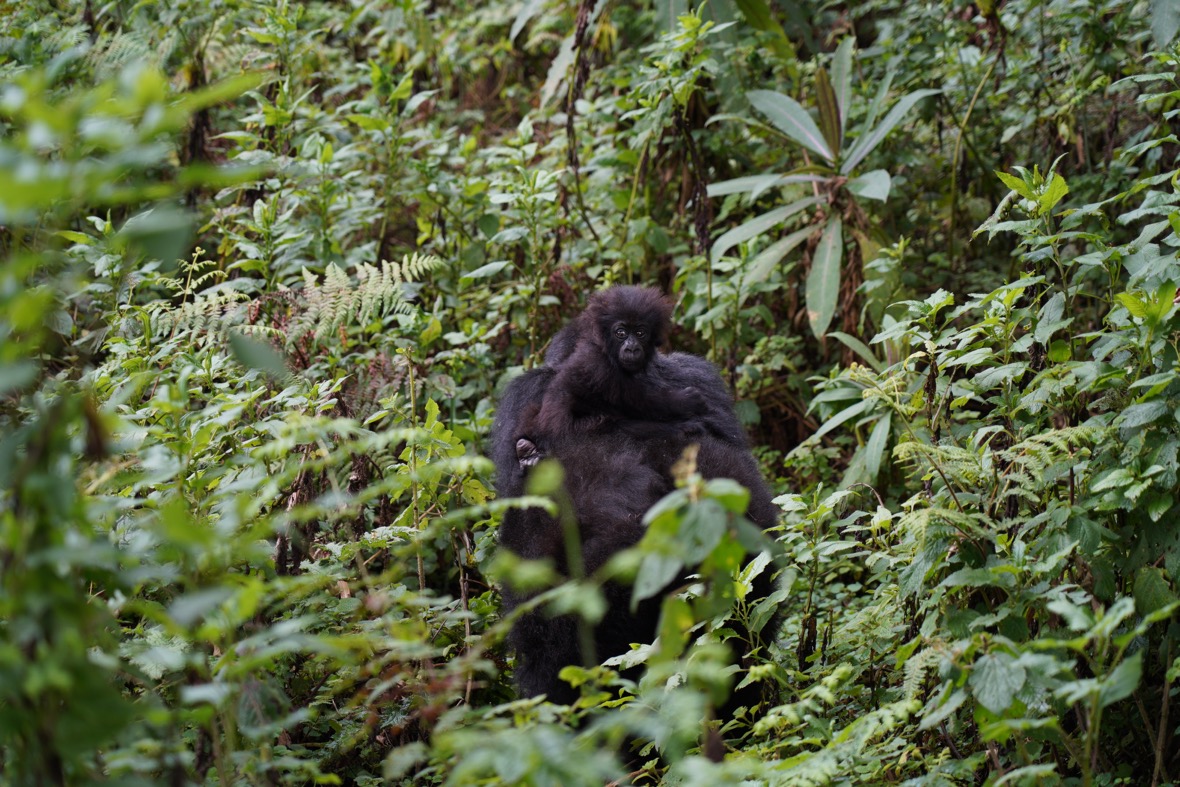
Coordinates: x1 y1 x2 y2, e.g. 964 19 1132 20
1117 401 1168 429
806 217 843 337
1034 292 1068 343
970 653 1026 714
1047 598 1093 631
1115 291 1148 318
747 89 834 162
996 171 1035 200
1038 172 1069 213
973 362 1025 388
1134 567 1177 614
1099 652 1142 709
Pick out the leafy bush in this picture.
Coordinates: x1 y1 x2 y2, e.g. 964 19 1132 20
2 1 1179 784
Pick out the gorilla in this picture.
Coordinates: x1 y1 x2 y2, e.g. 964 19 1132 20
491 287 779 706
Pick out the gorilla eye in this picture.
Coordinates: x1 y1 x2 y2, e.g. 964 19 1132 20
634 328 646 338
614 327 627 339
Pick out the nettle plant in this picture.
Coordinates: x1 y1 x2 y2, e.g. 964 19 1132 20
709 38 938 339
796 64 1180 777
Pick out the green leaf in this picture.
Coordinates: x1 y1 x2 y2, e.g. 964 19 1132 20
846 169 891 202
169 588 235 629
1151 0 1180 47
815 67 842 157
1115 291 1148 319
970 652 1026 715
807 217 843 336
918 686 966 730
540 33 577 107
996 171 1036 200
1047 598 1093 631
812 397 869 441
0 361 39 395
55 230 93 245
118 205 194 263
863 412 892 481
828 331 883 371
861 69 895 142
228 333 289 381
746 225 812 283
733 0 794 59
1134 567 1177 614
707 171 825 198
657 595 694 659
462 260 511 280
1038 172 1069 213
710 196 821 264
510 0 546 40
1034 292 1068 343
830 38 855 137
704 477 752 515
1117 401 1168 430
177 72 268 112
1099 651 1142 709
747 89 834 162
841 89 940 174
634 552 683 606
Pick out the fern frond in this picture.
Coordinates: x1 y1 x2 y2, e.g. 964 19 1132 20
87 30 156 76
290 255 442 345
894 441 984 489
994 424 1099 514
398 251 444 281
902 648 943 701
152 290 249 340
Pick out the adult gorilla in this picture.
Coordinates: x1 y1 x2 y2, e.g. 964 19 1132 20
491 357 779 705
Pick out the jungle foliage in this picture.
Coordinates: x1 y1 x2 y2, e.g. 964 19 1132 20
3 0 1180 784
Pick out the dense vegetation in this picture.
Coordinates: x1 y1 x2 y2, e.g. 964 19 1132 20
3 0 1180 783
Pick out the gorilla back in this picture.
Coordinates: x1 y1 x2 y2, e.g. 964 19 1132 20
492 368 779 705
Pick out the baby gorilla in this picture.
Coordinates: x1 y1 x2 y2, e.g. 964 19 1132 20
526 286 707 442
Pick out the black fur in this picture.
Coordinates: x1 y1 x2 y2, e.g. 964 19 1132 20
492 348 779 707
530 286 708 438
543 290 749 448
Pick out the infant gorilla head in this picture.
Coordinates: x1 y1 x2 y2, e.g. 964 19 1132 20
528 286 707 441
